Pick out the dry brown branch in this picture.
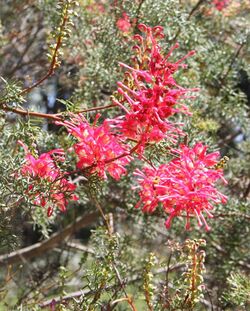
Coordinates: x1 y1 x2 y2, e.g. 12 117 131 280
0 212 99 265
65 241 95 255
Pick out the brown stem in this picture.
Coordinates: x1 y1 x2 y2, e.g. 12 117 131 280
145 290 153 311
93 198 113 236
1 104 118 121
187 0 206 21
134 0 145 31
1 105 61 121
191 244 197 302
19 2 70 96
171 0 206 43
1 103 117 121
0 212 99 265
243 181 250 199
75 103 116 114
92 199 137 311
219 39 247 85
213 212 250 220
39 265 184 308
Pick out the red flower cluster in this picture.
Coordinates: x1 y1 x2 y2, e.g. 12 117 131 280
19 141 78 216
18 24 227 231
56 114 132 180
111 24 196 152
116 12 132 33
212 0 229 11
134 143 227 231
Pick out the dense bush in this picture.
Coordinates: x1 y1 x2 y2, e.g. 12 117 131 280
0 1 249 310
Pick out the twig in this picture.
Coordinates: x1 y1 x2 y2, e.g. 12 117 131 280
92 199 137 311
209 239 250 270
171 0 206 43
1 105 61 121
38 264 185 308
93 198 113 236
1 103 117 121
75 103 116 114
19 1 70 96
134 0 145 30
219 39 247 85
243 181 250 199
187 0 206 21
0 212 99 265
7 21 43 76
213 212 250 220
65 241 95 255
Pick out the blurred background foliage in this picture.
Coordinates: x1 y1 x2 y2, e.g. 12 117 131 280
0 0 249 310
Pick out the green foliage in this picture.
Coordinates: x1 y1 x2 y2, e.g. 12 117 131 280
0 78 24 105
0 0 249 310
223 272 250 309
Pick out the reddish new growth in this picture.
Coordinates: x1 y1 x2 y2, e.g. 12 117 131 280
134 143 227 231
212 0 229 11
19 141 78 216
116 12 132 33
111 24 196 152
56 114 132 180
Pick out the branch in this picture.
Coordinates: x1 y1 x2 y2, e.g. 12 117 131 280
19 1 70 96
220 39 247 85
0 212 99 265
38 264 185 308
209 239 250 270
1 105 61 121
1 103 117 121
213 212 250 221
171 0 206 43
7 21 43 77
187 0 206 21
134 0 145 30
243 181 250 199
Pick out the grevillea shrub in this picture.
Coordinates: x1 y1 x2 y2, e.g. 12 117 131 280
18 24 227 230
0 1 249 310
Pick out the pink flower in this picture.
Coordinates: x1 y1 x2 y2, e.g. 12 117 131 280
134 143 227 231
111 24 197 151
86 3 105 13
19 141 78 215
116 12 132 33
56 114 132 180
134 166 166 213
212 0 229 11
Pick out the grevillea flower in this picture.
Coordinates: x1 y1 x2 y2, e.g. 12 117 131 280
111 24 197 152
56 114 132 180
212 0 229 11
19 141 78 216
134 143 227 231
116 12 132 33
86 3 105 14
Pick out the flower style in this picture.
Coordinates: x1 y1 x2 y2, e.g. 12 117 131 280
56 114 132 180
116 12 132 33
19 141 78 216
111 24 196 151
134 143 227 231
